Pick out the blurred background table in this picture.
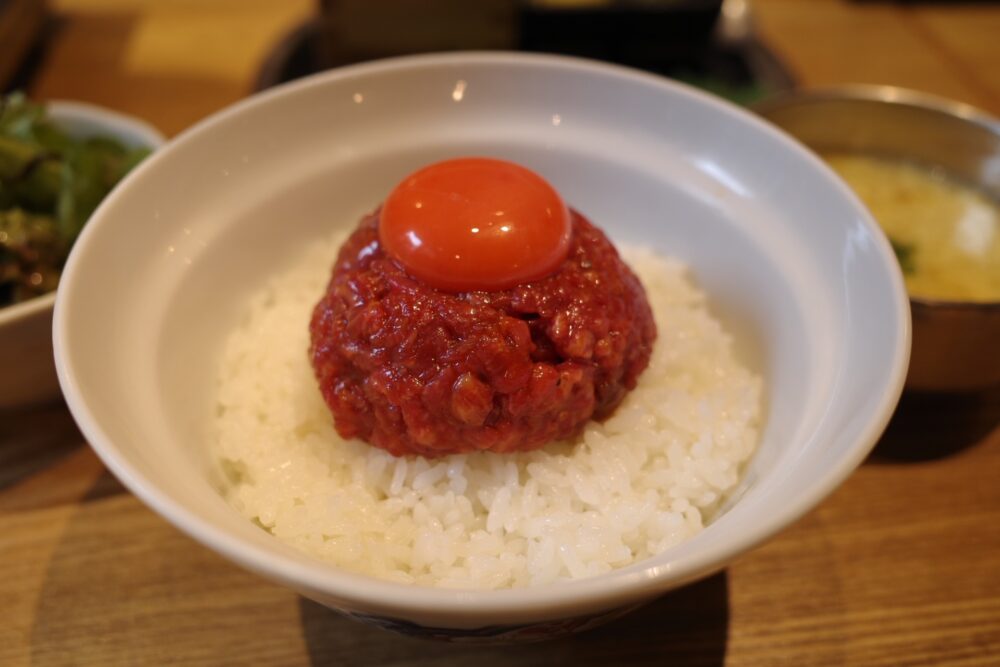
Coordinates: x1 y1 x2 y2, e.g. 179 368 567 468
3 1 1000 665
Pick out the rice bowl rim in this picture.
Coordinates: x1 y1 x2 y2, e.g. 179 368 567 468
54 51 910 618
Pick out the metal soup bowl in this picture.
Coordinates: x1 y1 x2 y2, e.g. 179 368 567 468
755 85 1000 392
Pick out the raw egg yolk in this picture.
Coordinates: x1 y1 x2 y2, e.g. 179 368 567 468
379 157 572 292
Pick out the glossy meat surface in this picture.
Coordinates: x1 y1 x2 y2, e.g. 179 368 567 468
309 209 656 457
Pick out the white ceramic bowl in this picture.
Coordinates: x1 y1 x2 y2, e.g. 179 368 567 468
54 53 909 640
0 101 165 409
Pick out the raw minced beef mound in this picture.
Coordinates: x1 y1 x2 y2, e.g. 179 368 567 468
309 209 656 457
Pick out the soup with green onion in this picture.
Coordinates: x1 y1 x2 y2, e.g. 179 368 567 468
824 153 1000 302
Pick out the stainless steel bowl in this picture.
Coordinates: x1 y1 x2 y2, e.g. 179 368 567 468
755 85 1000 392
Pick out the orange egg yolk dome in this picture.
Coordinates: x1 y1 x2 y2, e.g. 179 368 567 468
379 157 572 291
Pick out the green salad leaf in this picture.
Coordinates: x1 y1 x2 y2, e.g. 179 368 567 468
0 93 152 306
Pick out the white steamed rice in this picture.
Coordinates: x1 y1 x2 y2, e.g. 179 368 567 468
210 230 762 589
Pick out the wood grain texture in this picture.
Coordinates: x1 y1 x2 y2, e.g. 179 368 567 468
5 1 1000 665
753 0 1000 115
4 394 998 666
28 13 246 138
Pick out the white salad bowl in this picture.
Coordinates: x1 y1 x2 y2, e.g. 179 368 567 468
54 53 909 640
0 101 164 409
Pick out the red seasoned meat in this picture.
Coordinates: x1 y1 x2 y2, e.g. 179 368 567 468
309 209 656 457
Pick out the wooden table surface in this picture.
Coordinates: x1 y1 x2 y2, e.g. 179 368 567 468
4 1 1000 665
